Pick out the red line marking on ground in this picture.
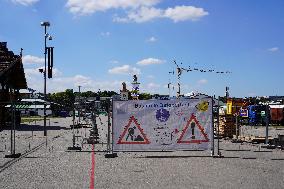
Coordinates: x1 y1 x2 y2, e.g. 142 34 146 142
89 144 95 189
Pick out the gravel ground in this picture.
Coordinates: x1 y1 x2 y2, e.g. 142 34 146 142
0 116 283 189
240 125 284 138
0 118 71 166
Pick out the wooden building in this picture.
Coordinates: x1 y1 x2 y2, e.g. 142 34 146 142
0 42 27 129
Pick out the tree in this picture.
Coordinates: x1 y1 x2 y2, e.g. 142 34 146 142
49 89 75 111
99 90 118 97
81 91 97 98
139 93 152 100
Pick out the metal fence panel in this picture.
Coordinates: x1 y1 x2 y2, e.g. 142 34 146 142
113 98 212 151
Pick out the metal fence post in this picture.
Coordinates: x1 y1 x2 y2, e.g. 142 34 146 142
211 96 215 157
10 102 13 155
105 98 117 158
13 102 16 154
106 100 111 153
111 99 115 155
235 114 238 139
217 96 220 156
265 105 269 145
5 100 21 158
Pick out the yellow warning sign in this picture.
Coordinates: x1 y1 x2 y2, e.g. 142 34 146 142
196 101 209 112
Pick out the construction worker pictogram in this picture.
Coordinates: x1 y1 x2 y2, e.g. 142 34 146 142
177 113 209 144
117 116 150 144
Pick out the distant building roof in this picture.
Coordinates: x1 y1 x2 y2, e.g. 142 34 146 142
21 99 45 103
19 89 32 94
184 91 211 99
269 96 284 101
269 105 284 109
5 104 51 109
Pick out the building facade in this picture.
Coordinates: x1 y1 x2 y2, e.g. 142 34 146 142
0 42 27 129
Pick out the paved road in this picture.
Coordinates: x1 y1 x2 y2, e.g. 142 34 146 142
0 116 283 189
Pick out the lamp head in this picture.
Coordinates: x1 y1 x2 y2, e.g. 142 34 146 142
40 21 50 27
45 33 53 40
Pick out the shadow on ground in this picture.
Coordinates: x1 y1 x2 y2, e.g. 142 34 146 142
135 155 213 159
2 124 69 131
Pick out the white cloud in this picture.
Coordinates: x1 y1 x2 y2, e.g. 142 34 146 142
74 75 93 86
268 47 279 52
120 6 163 23
147 75 155 79
25 67 62 79
147 82 160 89
24 67 126 93
112 16 129 23
108 64 141 75
197 79 208 85
66 0 208 23
47 74 93 88
140 82 160 93
25 67 42 77
110 60 119 64
248 92 256 97
137 58 164 66
101 31 111 37
164 6 209 22
66 0 160 15
11 0 39 6
46 77 125 93
147 36 157 42
52 68 63 77
22 55 44 64
114 5 208 23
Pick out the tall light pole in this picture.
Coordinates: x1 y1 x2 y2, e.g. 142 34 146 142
41 21 52 137
78 85 81 123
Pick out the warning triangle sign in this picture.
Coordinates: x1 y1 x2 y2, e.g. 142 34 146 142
117 116 150 144
177 114 209 144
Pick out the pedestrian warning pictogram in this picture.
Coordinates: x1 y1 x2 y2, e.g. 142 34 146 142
117 116 150 144
177 113 209 144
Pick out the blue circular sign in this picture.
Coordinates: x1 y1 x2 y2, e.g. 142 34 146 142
156 108 170 122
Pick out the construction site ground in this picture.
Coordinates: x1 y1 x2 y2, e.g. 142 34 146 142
0 116 283 189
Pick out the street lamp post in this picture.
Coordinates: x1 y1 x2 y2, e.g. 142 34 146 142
78 85 81 124
41 21 52 137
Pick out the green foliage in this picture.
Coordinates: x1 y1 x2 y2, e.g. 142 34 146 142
139 93 152 100
49 89 118 111
99 90 118 97
219 96 226 103
128 91 133 100
80 91 98 98
49 89 75 111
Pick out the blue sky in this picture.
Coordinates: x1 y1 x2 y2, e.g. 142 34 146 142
0 0 283 97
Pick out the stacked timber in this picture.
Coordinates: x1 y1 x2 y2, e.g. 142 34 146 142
219 115 236 138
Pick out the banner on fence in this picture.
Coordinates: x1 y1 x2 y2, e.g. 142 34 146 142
113 97 212 151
